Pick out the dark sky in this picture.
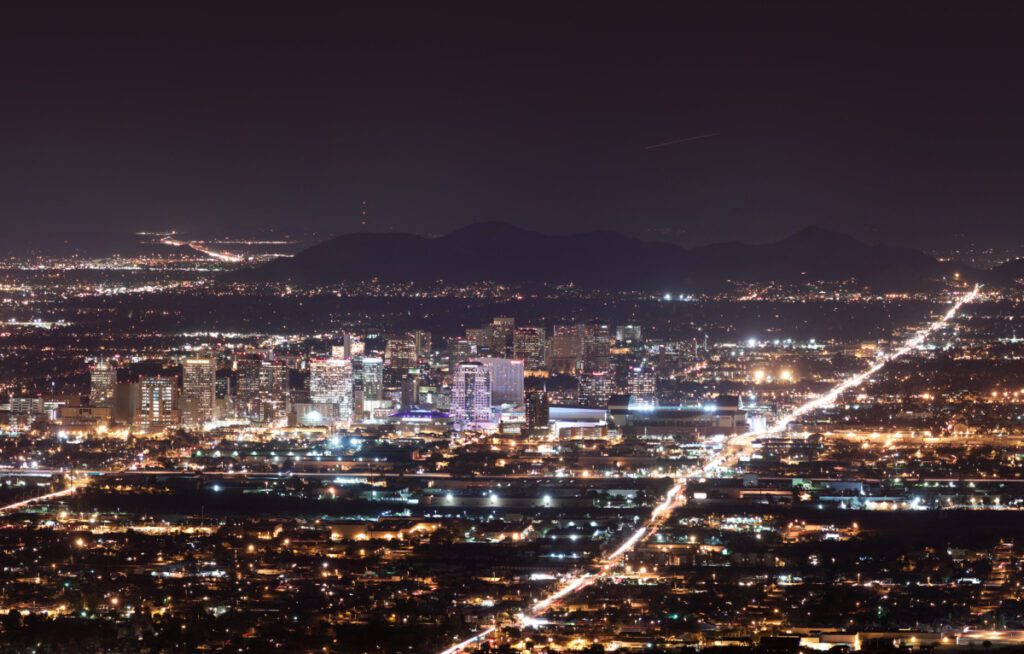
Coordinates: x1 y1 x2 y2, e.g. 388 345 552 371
3 2 1024 249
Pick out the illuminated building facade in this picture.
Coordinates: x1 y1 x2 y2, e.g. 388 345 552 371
137 375 179 432
89 359 117 407
579 370 614 407
627 361 657 406
547 324 582 373
524 389 550 430
450 361 491 430
581 322 612 373
513 326 546 370
181 356 216 427
486 317 515 357
310 357 354 424
385 333 418 373
478 357 524 405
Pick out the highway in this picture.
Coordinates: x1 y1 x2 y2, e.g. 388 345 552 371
439 285 981 653
160 237 244 262
0 485 80 514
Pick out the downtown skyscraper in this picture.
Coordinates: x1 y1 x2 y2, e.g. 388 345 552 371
181 355 216 428
450 361 491 431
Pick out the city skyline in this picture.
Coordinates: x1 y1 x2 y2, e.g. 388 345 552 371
4 4 1024 654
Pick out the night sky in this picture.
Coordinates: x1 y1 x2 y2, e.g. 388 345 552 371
3 2 1024 249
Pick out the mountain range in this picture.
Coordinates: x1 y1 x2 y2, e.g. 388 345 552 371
228 222 1015 291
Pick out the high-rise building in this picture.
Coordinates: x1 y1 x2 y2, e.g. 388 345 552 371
581 322 612 373
400 375 420 409
310 357 353 424
258 359 290 423
181 356 216 428
351 355 365 418
615 324 643 343
513 326 546 371
8 396 45 431
335 332 364 358
113 382 141 424
89 359 117 407
465 328 485 349
478 357 524 405
579 371 614 408
235 354 264 420
137 375 179 432
448 337 478 369
450 361 491 430
547 324 582 373
360 356 384 415
215 370 232 419
627 362 657 406
411 330 432 360
524 390 550 431
486 317 515 357
385 333 418 373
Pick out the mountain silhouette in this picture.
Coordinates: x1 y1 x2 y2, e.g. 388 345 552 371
228 222 969 290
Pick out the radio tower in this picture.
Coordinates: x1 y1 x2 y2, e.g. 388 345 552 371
360 200 368 227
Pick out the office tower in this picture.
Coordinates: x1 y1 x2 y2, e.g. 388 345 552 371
486 317 515 357
524 390 550 431
478 357 524 404
181 355 216 428
385 333 418 372
547 324 582 373
450 361 491 430
360 356 384 415
465 328 485 349
9 396 44 415
400 375 420 409
235 354 264 420
310 357 353 424
628 361 657 406
351 355 365 418
214 370 232 420
113 382 141 424
8 396 44 431
383 384 403 407
89 359 117 407
615 324 643 343
337 332 364 358
215 372 231 400
411 330 432 360
448 337 478 369
513 326 546 371
578 371 613 408
416 383 441 408
259 359 290 422
137 375 179 432
581 322 612 373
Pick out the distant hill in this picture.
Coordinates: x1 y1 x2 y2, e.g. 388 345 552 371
990 257 1024 285
226 222 971 291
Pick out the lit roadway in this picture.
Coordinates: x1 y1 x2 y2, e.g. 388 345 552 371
440 285 981 654
0 482 83 514
160 236 244 262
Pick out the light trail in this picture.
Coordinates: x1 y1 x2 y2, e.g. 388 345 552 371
161 237 245 263
437 285 981 653
0 486 78 514
764 284 980 435
438 627 497 654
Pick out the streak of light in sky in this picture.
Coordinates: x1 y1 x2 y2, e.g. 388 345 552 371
644 132 719 150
